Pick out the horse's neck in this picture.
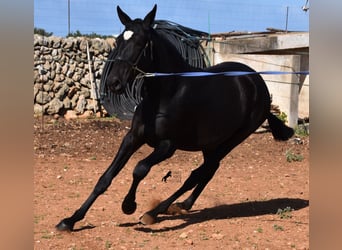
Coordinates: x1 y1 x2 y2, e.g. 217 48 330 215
141 32 198 102
151 33 197 73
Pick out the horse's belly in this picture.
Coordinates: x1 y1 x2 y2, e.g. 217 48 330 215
154 112 242 151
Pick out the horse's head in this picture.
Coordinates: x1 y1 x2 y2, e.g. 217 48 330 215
106 5 157 94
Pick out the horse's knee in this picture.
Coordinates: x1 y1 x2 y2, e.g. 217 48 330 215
133 162 150 180
93 175 111 195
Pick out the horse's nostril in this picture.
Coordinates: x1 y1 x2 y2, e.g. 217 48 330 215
107 77 124 93
108 83 122 93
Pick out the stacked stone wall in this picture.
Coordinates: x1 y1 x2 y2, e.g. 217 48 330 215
33 34 115 118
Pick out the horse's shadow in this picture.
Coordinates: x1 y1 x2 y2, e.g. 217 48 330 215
124 198 309 233
73 198 308 232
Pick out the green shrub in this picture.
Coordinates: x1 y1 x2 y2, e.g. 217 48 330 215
277 111 288 124
34 27 53 36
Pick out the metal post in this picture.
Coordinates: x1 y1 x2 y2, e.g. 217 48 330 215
86 41 98 114
285 6 289 32
68 0 70 35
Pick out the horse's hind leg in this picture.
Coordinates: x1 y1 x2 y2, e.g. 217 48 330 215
174 128 259 212
139 154 220 225
140 129 257 225
121 140 175 215
170 158 221 213
55 131 143 231
170 124 262 214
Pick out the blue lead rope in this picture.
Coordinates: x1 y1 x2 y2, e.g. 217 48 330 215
143 71 309 78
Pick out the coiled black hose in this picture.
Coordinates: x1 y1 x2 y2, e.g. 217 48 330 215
100 20 209 119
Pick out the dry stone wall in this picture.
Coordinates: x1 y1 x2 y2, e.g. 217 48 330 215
33 34 115 118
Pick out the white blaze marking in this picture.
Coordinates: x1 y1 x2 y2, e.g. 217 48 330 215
123 30 134 40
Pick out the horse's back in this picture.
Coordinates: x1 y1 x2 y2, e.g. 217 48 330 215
206 61 257 73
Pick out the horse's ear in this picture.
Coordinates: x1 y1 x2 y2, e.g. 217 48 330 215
117 6 132 26
143 4 157 28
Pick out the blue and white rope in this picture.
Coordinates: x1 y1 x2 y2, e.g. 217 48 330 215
142 70 309 78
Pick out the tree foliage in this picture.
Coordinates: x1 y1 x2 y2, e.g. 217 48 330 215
67 30 112 39
34 27 112 38
34 27 53 37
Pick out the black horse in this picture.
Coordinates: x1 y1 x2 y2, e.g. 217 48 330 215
56 4 294 231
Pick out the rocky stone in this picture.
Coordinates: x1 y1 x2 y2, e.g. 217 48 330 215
93 60 103 71
78 110 94 119
35 91 51 105
79 39 88 52
46 98 64 115
55 62 62 73
51 36 61 48
86 99 99 112
64 110 78 120
63 96 72 109
79 87 90 99
49 70 56 80
54 74 65 82
43 80 54 92
39 74 49 83
48 91 54 99
80 75 91 87
179 232 188 239
33 70 40 82
34 103 45 114
64 77 74 86
33 86 40 99
61 64 69 75
63 39 74 49
52 82 63 92
51 48 59 57
70 93 79 108
67 86 79 98
72 72 82 82
75 94 87 114
55 85 69 100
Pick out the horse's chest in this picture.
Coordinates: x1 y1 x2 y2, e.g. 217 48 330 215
143 112 200 149
144 113 172 137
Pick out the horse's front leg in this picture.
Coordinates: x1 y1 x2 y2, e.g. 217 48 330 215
121 140 175 215
55 131 143 231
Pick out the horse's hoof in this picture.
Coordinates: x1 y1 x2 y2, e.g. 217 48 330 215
166 203 189 215
122 200 137 215
139 213 156 225
55 219 74 231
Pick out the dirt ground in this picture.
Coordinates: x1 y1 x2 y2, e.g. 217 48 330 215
34 116 309 250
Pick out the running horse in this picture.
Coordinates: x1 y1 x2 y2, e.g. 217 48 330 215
56 4 294 231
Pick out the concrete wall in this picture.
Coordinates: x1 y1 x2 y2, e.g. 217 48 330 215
204 33 309 127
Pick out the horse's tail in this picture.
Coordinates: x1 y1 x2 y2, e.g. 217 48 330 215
267 112 294 141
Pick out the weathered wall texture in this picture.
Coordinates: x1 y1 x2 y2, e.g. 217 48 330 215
33 34 115 118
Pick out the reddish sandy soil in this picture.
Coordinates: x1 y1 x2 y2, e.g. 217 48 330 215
34 116 309 250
